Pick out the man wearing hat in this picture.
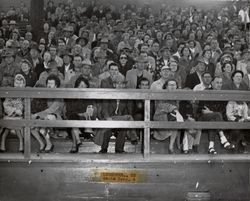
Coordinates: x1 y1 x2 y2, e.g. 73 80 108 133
98 74 137 154
15 39 30 63
126 55 153 88
63 25 76 49
185 56 207 89
0 48 19 87
150 65 173 90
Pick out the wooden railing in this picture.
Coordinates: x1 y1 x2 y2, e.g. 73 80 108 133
0 88 250 159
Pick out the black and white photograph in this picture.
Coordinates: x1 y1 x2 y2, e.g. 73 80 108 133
0 0 250 200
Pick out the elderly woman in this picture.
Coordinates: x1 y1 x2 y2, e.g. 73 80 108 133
153 79 183 154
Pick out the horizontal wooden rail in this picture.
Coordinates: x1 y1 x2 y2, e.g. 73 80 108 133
0 88 250 101
0 88 250 160
0 120 249 129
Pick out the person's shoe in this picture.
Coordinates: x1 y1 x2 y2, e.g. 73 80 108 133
115 150 126 154
168 148 174 154
69 147 78 153
208 147 217 155
193 145 199 153
222 141 235 150
19 149 24 153
0 149 6 153
99 149 107 154
183 150 189 154
45 144 54 153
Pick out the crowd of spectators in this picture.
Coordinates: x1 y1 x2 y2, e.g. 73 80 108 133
0 0 250 154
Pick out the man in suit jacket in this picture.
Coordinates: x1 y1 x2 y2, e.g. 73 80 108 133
99 74 136 154
126 56 153 88
185 56 207 89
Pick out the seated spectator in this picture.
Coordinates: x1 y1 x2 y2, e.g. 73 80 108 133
76 37 91 60
31 75 65 153
202 48 216 77
236 49 250 75
222 70 248 90
153 79 183 154
151 65 173 90
35 61 64 87
98 74 137 153
169 59 182 88
185 56 207 89
193 72 212 91
0 48 20 87
18 59 37 87
0 74 26 152
226 101 250 153
197 76 235 154
59 50 75 83
65 77 98 153
100 62 122 88
126 55 152 88
118 53 134 76
221 62 234 86
67 58 100 88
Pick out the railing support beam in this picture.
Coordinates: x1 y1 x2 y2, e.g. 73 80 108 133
144 100 151 158
24 98 31 159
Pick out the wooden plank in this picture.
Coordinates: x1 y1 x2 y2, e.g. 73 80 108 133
0 88 249 101
144 100 151 158
24 98 31 159
0 119 249 129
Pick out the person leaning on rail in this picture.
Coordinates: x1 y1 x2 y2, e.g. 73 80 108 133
197 76 235 154
31 74 65 153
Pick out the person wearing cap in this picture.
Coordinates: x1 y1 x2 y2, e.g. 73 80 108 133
185 56 207 89
150 65 173 90
0 48 19 87
95 37 116 61
1 74 26 153
125 55 152 88
98 74 137 154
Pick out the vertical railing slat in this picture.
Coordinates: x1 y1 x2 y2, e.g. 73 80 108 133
24 98 31 159
144 100 150 158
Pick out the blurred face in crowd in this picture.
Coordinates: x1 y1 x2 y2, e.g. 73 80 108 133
223 63 233 73
119 54 128 66
109 64 119 78
73 55 82 68
14 79 25 88
204 50 212 60
139 80 150 89
21 62 30 74
169 61 178 72
152 42 160 53
49 46 57 57
166 80 177 91
202 72 212 86
196 62 206 73
43 51 51 63
43 23 49 32
141 45 149 53
73 44 82 55
58 41 66 52
63 55 71 65
21 40 30 51
246 62 250 74
5 55 14 64
212 77 223 90
25 32 32 41
161 68 172 80
232 72 243 85
47 80 57 88
81 64 91 76
182 47 190 57
30 48 39 59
